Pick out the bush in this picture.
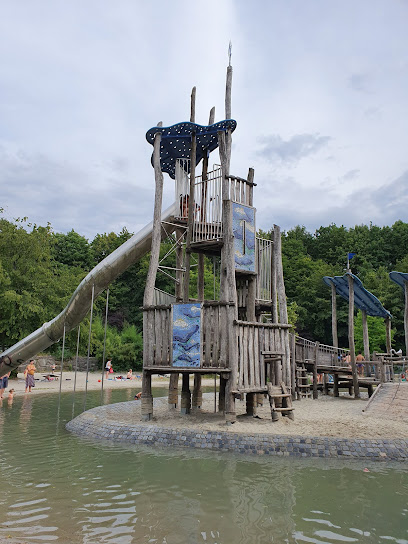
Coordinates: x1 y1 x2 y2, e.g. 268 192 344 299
90 317 143 372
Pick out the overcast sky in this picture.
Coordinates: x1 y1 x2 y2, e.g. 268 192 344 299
1 0 408 240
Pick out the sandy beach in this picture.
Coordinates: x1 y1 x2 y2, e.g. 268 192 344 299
4 370 407 440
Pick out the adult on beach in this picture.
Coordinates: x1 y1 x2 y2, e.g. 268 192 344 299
25 360 36 393
105 359 112 379
0 371 11 399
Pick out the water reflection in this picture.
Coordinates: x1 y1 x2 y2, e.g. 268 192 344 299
0 389 407 544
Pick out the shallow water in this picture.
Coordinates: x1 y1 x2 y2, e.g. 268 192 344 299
0 388 407 543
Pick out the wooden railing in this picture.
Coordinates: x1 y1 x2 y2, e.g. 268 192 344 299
236 320 291 391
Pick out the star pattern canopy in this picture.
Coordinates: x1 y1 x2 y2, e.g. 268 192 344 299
146 120 237 179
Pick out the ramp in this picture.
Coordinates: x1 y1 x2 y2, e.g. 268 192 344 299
363 382 408 420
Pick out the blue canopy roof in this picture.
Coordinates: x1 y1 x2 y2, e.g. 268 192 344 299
145 119 237 179
323 273 392 319
389 271 408 290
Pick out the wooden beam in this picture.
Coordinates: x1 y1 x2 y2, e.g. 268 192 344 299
348 274 360 398
331 283 338 348
143 122 164 306
385 316 392 354
362 309 370 364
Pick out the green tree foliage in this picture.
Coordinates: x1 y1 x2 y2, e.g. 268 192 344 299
2 208 408 361
90 316 143 372
354 310 393 354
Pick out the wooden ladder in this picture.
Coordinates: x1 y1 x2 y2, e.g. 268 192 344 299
267 382 294 421
296 363 311 399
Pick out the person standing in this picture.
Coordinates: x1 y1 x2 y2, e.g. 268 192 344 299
105 359 112 379
25 360 36 393
356 351 365 376
0 371 11 399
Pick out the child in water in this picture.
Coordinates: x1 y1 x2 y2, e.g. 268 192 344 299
8 389 15 403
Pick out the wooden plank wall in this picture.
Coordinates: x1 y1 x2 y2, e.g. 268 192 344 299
236 322 290 391
144 303 229 369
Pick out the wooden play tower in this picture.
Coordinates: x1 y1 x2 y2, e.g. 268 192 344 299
141 58 292 424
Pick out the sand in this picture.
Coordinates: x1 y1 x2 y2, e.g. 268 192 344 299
5 371 408 440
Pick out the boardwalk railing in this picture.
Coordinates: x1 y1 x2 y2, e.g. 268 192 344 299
295 337 349 368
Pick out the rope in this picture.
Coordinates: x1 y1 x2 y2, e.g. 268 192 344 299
83 284 95 412
71 325 81 419
100 288 109 406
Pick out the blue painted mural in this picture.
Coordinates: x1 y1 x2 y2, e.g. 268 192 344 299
172 303 202 367
232 203 256 272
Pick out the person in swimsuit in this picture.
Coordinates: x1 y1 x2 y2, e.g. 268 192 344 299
25 360 36 393
0 371 11 399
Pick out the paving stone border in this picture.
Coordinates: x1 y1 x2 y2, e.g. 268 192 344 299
66 398 408 462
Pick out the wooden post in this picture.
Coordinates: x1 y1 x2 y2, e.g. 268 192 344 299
168 373 179 409
141 370 153 421
246 392 256 416
218 132 237 424
197 107 216 302
183 88 197 302
247 278 256 322
274 225 290 386
362 309 371 376
290 332 296 400
333 373 339 397
192 374 202 412
175 228 184 302
218 375 227 412
180 373 191 414
142 121 164 420
271 229 278 323
331 283 338 348
143 122 164 307
347 274 360 398
380 356 386 383
225 63 233 171
313 342 319 399
385 317 392 354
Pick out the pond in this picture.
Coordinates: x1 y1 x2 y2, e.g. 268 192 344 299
0 388 407 543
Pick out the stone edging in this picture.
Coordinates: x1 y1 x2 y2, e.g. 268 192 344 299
66 399 408 462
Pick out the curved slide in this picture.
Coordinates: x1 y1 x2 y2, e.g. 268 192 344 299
0 202 178 377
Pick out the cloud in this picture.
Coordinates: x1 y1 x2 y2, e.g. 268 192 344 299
0 143 154 239
348 73 372 93
256 133 331 165
340 169 360 182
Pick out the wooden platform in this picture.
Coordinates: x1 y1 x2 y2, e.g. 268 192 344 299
363 382 408 420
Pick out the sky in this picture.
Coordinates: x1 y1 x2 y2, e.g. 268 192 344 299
1 0 408 240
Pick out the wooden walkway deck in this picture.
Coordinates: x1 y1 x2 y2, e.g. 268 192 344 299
363 382 408 420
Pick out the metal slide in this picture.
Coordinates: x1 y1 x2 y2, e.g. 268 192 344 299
0 202 178 377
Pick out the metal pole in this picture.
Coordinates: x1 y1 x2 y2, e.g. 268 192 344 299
71 325 81 419
58 323 66 398
83 284 95 412
100 288 109 406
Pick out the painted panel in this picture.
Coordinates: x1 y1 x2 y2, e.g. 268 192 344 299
172 303 201 367
232 202 256 272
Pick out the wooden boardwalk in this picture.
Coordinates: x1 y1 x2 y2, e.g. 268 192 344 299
363 382 408 420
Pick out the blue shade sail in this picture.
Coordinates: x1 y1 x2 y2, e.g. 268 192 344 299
323 273 392 319
389 271 408 290
146 120 237 179
172 303 201 367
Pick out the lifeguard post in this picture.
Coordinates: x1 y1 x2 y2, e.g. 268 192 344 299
141 58 292 424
